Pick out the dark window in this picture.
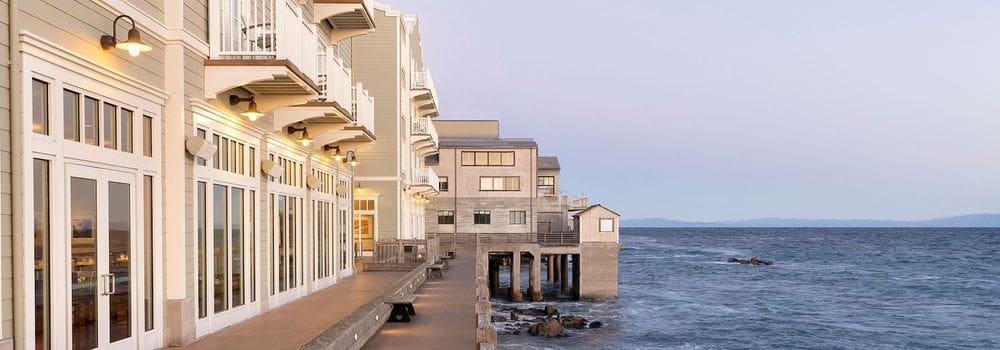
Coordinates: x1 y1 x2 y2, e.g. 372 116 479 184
439 177 449 191
537 176 556 196
438 210 454 224
474 210 491 225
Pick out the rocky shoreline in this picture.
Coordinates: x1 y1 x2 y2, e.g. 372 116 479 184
493 305 603 337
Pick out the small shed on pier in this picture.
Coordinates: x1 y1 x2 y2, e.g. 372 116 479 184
573 204 620 243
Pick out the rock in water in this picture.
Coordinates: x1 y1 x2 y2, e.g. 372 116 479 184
510 309 521 320
589 321 603 329
727 256 774 266
560 315 589 329
545 305 558 315
528 319 566 337
491 315 507 322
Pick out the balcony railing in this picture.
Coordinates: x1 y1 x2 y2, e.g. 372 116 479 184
566 194 589 210
473 232 580 246
326 56 353 108
352 83 375 133
412 70 435 91
211 0 319 80
412 167 440 192
411 117 438 145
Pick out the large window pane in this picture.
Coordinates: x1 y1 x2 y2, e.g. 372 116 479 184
488 152 501 166
213 185 228 313
108 182 131 342
289 199 297 288
103 103 117 149
32 79 48 134
64 90 80 141
144 176 154 331
33 159 50 350
84 97 99 146
249 190 256 302
277 195 286 292
231 188 244 307
70 177 98 350
197 182 207 318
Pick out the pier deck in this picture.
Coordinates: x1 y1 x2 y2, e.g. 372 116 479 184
363 243 478 350
173 270 407 350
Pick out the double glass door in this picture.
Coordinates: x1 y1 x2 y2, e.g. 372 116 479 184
68 165 136 350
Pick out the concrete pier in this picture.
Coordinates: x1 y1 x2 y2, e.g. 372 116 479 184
553 255 561 284
546 255 555 282
509 252 523 302
529 253 543 302
560 254 570 294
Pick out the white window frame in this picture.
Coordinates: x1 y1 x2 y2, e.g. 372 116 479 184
19 39 165 350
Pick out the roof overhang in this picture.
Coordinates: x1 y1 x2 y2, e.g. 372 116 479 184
315 0 377 42
204 59 320 111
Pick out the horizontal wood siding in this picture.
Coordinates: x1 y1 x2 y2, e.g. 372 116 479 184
352 9 398 177
184 0 209 42
21 0 167 89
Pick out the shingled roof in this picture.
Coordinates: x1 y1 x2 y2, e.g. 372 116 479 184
537 156 560 170
438 138 538 149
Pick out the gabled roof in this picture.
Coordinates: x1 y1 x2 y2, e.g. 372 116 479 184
573 204 621 217
438 137 537 149
537 156 560 170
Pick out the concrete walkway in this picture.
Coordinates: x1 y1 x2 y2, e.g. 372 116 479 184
174 270 406 350
363 244 478 350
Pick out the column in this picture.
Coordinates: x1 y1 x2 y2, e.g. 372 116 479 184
560 254 569 294
546 255 555 282
553 255 561 284
529 253 543 302
489 258 499 298
163 0 195 345
572 254 581 300
509 252 523 302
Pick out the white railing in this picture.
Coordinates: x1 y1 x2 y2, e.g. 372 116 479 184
412 167 440 192
212 0 319 81
352 83 375 134
327 56 353 108
412 70 435 91
411 117 438 145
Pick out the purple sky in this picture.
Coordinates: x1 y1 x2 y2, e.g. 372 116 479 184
397 1 1000 221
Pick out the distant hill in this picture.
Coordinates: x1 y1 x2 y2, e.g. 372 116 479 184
621 214 1000 228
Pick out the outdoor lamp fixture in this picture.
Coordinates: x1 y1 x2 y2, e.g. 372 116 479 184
100 15 152 57
229 95 265 121
324 145 345 162
287 124 314 146
346 151 359 167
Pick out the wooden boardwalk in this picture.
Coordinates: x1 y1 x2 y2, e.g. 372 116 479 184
363 244 478 350
172 270 406 350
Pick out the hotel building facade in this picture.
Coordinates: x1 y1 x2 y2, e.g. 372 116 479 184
0 0 438 349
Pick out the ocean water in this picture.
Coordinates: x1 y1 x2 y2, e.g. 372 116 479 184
496 228 1000 349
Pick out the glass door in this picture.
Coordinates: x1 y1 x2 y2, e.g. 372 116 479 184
68 166 136 350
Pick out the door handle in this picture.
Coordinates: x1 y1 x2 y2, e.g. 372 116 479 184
107 273 116 295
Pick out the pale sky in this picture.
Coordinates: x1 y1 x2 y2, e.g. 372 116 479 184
397 0 1000 221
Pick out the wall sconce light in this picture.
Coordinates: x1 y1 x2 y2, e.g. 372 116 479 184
229 95 265 121
346 150 359 167
324 145 345 162
287 124 313 147
101 15 152 57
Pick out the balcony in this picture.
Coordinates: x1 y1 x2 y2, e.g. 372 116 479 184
411 70 439 118
311 83 376 147
314 0 376 42
205 0 321 108
410 167 440 194
411 117 438 157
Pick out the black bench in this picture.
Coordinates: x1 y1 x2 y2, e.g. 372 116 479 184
385 294 417 322
427 264 445 279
